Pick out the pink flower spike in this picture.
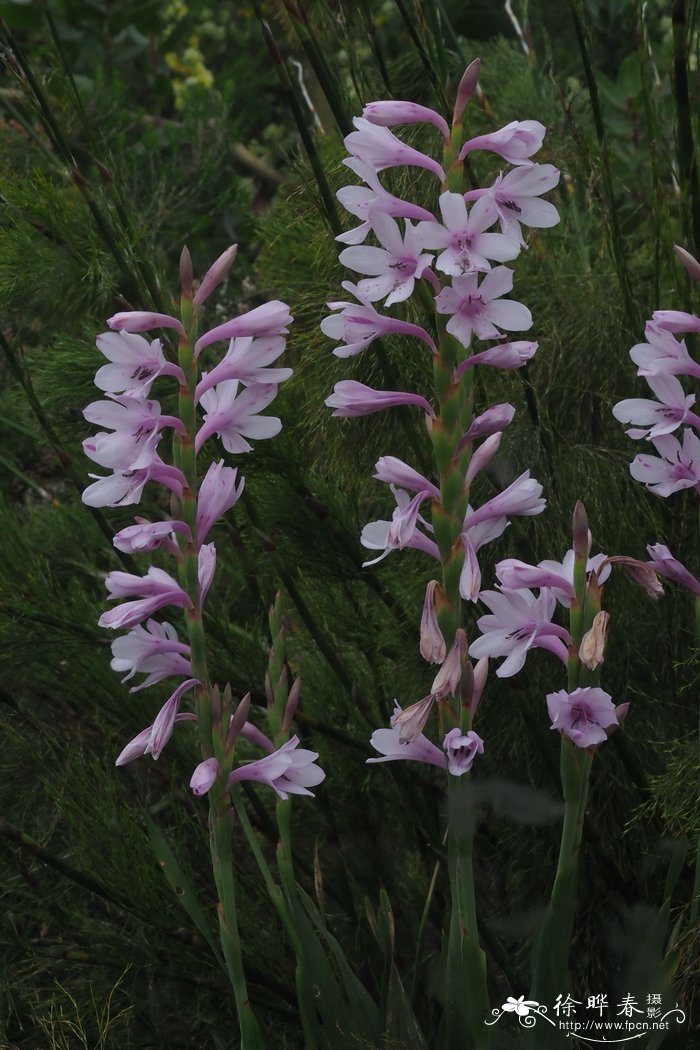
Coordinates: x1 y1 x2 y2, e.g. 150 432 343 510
547 687 619 748
193 244 238 306
110 618 191 692
197 461 245 544
190 757 220 795
456 341 538 376
652 309 700 334
630 429 700 497
443 728 484 776
194 301 293 354
420 580 447 663
196 381 281 454
646 543 700 597
613 374 700 439
345 117 446 180
228 735 325 800
325 380 435 418
460 404 516 446
362 100 450 140
107 311 185 336
435 267 532 349
373 455 440 499
459 120 546 164
115 711 196 766
322 286 437 356
469 587 571 678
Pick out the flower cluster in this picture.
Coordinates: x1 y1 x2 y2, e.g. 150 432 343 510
321 59 561 768
613 248 700 599
83 248 324 795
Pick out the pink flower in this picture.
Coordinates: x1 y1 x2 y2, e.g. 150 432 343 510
646 543 700 597
99 566 192 630
464 164 560 245
630 429 700 497
196 461 245 544
456 341 538 374
107 311 185 336
194 301 293 355
344 117 446 181
460 403 516 444
338 214 434 306
361 100 450 139
420 580 446 663
418 193 519 276
391 631 467 742
367 719 446 769
443 728 484 775
612 374 700 440
196 381 281 454
83 395 182 472
373 456 440 499
335 158 436 244
629 322 700 380
469 587 571 678
82 459 186 508
110 619 192 692
190 757 220 795
112 519 185 554
195 336 292 399
435 267 532 348
321 284 436 357
459 120 546 164
361 488 438 565
194 244 238 306
115 678 199 764
547 687 619 748
325 380 434 418
495 549 611 608
652 309 700 334
465 471 545 528
94 331 181 396
228 736 325 800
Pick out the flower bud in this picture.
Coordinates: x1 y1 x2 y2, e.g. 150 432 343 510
572 501 589 560
282 677 301 732
453 58 481 122
420 580 447 663
190 757 220 796
180 245 193 299
578 611 610 670
194 244 238 306
461 656 488 715
674 244 700 283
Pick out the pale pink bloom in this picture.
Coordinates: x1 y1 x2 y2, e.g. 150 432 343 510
443 728 484 775
652 309 700 333
190 757 220 795
459 120 546 164
115 678 199 764
195 337 292 400
322 282 436 356
196 381 281 454
197 461 245 543
82 458 186 508
630 429 700 497
456 341 538 375
469 587 571 677
99 567 191 630
460 403 515 445
547 687 619 748
646 543 700 596
112 519 185 555
362 99 450 139
465 432 502 483
193 244 238 306
325 380 434 418
94 331 182 396
107 311 185 336
110 618 192 691
495 549 611 608
344 117 446 181
613 374 700 439
194 301 293 355
115 710 197 766
465 471 545 528
336 158 435 244
367 714 446 769
420 580 446 663
373 455 440 499
339 214 434 306
361 488 438 566
464 164 560 244
419 193 519 276
629 322 700 379
435 267 532 348
228 735 325 800
83 395 182 471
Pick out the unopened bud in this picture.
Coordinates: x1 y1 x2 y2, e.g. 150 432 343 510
190 757 220 796
431 629 467 698
674 244 700 283
227 692 251 748
420 580 447 664
572 501 590 560
605 702 630 738
193 244 238 306
454 58 481 122
282 677 301 732
462 656 488 715
578 611 610 670
180 245 193 299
